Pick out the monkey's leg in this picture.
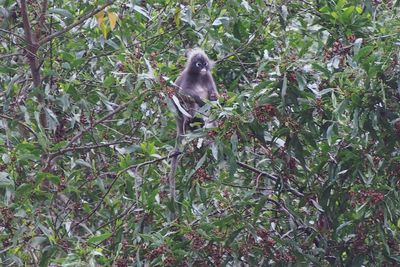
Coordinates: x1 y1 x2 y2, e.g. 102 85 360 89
169 116 185 203
169 155 178 202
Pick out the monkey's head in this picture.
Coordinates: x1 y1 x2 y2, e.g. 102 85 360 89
186 48 214 75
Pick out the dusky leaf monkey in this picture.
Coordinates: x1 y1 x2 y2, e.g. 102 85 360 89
169 48 219 201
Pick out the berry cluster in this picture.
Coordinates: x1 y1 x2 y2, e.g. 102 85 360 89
207 130 217 139
206 243 232 267
0 207 13 227
185 232 231 266
390 161 400 178
134 212 154 224
193 168 212 183
314 98 324 115
324 40 351 61
224 126 237 140
274 251 296 263
57 239 71 251
239 235 255 256
288 157 297 171
395 121 400 136
149 52 157 69
257 229 276 251
287 71 297 83
350 189 385 206
186 232 205 250
54 118 67 142
163 255 175 267
57 176 66 192
158 190 169 201
145 244 167 260
115 258 128 267
252 104 276 124
165 86 176 98
352 225 368 254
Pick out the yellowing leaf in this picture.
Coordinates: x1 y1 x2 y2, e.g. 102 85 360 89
101 23 108 38
174 7 181 27
95 10 105 27
108 11 118 30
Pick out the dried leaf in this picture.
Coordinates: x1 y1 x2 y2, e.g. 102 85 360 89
108 11 118 30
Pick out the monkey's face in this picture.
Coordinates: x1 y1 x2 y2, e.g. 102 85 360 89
189 55 209 75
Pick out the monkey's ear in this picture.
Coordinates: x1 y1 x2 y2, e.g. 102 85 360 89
209 59 216 69
184 48 192 57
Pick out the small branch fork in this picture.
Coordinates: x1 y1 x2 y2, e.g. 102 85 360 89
44 91 152 171
68 150 181 233
236 161 304 197
38 1 114 46
17 0 114 128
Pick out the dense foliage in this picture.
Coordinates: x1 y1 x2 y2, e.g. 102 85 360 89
1 0 400 266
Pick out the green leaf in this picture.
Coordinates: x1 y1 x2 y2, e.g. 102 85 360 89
48 8 73 19
0 172 13 188
133 5 150 19
326 123 335 146
75 159 92 168
16 183 33 196
353 46 374 62
342 6 355 22
172 95 192 118
88 232 112 244
212 17 230 26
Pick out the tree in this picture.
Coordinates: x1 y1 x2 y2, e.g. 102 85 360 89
0 0 399 266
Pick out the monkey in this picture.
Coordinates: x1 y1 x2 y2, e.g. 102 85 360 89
174 48 219 136
169 48 219 202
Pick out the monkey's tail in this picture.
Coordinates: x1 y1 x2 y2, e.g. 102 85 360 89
169 156 177 199
169 149 180 201
168 150 180 221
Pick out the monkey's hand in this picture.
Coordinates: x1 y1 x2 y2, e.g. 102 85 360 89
209 92 218 101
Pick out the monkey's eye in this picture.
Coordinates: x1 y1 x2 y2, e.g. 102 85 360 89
196 62 202 67
204 62 208 66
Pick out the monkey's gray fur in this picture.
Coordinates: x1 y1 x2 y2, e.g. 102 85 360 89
175 48 219 136
169 48 219 203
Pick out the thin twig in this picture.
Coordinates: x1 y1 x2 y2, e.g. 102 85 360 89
93 201 137 233
20 0 46 127
38 0 114 46
236 161 304 197
66 93 149 148
47 140 134 158
0 114 38 138
44 90 152 170
0 28 25 42
236 161 278 181
0 53 23 59
35 0 48 40
69 150 182 232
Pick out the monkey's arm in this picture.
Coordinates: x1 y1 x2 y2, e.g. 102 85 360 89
207 74 219 101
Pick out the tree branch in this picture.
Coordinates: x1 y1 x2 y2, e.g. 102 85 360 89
47 140 134 159
38 0 115 46
35 0 48 40
0 114 37 139
20 0 34 47
236 161 278 181
236 161 304 197
19 0 46 127
44 90 152 170
66 98 137 148
69 150 181 232
0 53 23 60
20 0 39 83
0 28 25 42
